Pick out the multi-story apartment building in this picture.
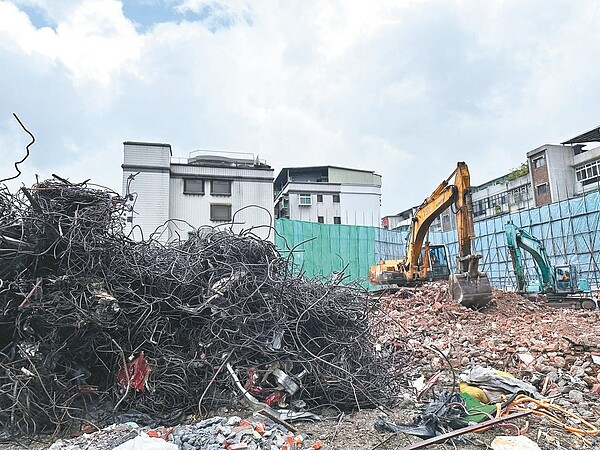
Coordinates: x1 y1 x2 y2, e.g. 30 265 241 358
526 139 600 206
122 142 274 241
382 170 533 232
274 166 382 226
526 144 578 206
563 125 600 196
381 123 600 232
382 206 417 231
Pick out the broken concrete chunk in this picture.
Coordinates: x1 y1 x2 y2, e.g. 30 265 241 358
491 435 541 450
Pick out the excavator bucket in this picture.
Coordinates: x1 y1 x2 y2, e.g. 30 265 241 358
449 272 493 307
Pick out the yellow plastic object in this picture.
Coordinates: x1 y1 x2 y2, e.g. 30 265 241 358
493 369 514 378
459 381 489 403
460 368 517 405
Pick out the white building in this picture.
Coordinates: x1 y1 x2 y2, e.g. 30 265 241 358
122 142 274 241
526 137 600 206
561 125 600 197
470 172 534 221
381 169 534 233
274 166 382 226
526 144 578 206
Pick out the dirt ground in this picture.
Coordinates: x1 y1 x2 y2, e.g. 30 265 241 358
299 406 598 449
8 407 594 450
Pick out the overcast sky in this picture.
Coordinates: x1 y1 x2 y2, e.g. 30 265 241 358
1 0 600 216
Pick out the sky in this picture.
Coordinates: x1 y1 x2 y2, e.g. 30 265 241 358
1 0 600 216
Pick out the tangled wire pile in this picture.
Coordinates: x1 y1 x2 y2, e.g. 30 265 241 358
0 177 402 438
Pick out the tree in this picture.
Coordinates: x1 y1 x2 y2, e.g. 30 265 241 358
507 162 529 181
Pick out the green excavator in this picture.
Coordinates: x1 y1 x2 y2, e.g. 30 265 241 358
504 221 595 309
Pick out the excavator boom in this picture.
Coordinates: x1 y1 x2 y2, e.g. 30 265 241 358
505 222 555 293
447 163 492 307
369 162 492 307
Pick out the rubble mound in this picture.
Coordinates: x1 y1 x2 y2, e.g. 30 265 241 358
372 282 600 419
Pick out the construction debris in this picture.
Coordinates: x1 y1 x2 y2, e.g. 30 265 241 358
367 282 600 448
372 283 600 406
459 366 541 402
0 178 402 437
395 411 533 450
48 415 323 450
490 435 541 450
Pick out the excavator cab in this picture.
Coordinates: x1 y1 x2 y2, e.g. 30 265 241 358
368 244 450 286
554 264 585 294
425 244 451 280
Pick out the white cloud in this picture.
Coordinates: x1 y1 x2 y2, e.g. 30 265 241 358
0 0 142 85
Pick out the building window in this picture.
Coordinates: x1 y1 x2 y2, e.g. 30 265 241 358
299 194 312 206
333 194 340 203
317 194 323 203
509 185 531 204
211 180 232 196
334 216 341 224
532 156 546 168
536 184 548 195
576 160 600 186
210 204 232 221
317 216 324 223
184 179 204 194
473 200 486 217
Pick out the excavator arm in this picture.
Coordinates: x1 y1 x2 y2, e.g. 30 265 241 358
454 162 479 274
404 181 456 279
447 163 492 306
505 222 556 293
505 223 528 292
370 162 492 307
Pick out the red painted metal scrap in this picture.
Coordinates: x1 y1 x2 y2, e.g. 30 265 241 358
117 351 151 392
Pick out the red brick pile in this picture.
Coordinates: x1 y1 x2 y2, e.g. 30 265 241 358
370 282 600 419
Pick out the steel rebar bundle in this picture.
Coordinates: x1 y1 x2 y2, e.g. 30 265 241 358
0 177 404 437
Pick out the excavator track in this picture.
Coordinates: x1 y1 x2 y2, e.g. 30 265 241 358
524 293 598 310
545 296 597 310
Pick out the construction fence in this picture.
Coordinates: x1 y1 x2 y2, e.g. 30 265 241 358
274 189 600 291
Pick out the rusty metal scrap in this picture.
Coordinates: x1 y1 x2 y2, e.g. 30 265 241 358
0 177 404 437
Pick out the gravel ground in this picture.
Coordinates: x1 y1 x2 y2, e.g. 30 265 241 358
2 405 595 450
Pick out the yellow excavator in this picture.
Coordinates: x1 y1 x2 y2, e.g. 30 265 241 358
369 162 493 307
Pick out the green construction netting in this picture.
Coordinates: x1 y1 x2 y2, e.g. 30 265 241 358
275 190 600 291
274 219 377 286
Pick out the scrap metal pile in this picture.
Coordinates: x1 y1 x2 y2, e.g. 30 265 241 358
0 178 401 437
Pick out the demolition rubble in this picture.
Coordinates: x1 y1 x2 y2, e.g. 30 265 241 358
367 283 600 448
0 178 399 443
1 178 600 449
